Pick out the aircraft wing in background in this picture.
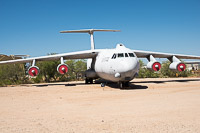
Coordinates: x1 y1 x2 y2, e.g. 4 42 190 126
133 50 200 60
133 49 200 72
0 50 100 65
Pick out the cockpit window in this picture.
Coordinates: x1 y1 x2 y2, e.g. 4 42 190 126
111 54 116 59
112 53 130 59
118 53 124 57
128 53 135 57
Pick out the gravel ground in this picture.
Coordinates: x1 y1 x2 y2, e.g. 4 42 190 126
0 78 200 133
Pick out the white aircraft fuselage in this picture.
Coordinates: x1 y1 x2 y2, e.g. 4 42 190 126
86 44 140 82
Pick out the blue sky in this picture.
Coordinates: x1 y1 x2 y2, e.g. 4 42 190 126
0 0 200 57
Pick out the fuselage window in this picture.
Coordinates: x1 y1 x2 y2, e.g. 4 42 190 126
111 54 116 59
118 53 124 57
128 53 135 57
125 53 129 57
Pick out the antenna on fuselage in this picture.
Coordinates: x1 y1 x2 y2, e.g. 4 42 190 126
60 29 120 50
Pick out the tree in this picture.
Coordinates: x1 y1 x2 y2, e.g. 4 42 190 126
33 60 61 82
74 60 87 80
32 59 87 83
65 60 76 81
65 59 87 81
160 61 191 77
0 63 28 86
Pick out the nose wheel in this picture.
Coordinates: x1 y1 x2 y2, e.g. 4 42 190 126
101 83 106 87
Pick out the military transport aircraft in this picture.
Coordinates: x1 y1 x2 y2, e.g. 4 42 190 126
0 29 200 88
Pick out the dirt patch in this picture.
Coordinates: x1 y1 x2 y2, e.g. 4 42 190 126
0 78 200 133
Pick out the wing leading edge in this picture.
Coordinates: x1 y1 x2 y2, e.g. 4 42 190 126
133 50 200 60
0 50 101 65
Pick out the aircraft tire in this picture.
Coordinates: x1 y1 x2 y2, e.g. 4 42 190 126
119 81 130 89
124 81 130 87
85 78 89 84
89 78 93 84
101 83 105 87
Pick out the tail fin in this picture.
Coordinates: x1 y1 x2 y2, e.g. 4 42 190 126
60 29 120 50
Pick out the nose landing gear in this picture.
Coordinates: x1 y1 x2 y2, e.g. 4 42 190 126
101 83 106 87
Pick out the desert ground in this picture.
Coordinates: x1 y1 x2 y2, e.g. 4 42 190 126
0 78 200 133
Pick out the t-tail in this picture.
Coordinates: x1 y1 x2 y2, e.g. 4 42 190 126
60 29 120 50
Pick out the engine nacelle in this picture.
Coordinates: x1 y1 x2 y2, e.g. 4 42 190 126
169 62 186 72
57 64 68 74
28 66 40 77
147 61 161 71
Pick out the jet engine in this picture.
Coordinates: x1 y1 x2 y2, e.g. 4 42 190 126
57 64 68 74
146 55 161 71
169 62 186 72
28 66 40 76
168 56 186 72
147 61 161 71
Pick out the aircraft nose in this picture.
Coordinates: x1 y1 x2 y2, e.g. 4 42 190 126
115 58 139 77
122 59 138 71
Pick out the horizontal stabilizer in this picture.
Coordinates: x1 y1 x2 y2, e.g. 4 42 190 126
60 29 120 50
60 29 121 33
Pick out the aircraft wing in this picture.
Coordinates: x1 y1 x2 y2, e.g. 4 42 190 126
0 50 101 65
133 50 200 60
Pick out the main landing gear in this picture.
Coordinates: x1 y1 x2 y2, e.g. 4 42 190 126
100 81 130 88
119 81 130 89
85 78 93 84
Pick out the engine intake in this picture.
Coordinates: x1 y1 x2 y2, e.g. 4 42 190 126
28 66 40 77
147 61 161 71
169 62 186 72
57 64 68 74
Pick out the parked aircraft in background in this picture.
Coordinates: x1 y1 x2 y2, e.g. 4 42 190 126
184 61 200 71
0 29 200 88
0 54 29 61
